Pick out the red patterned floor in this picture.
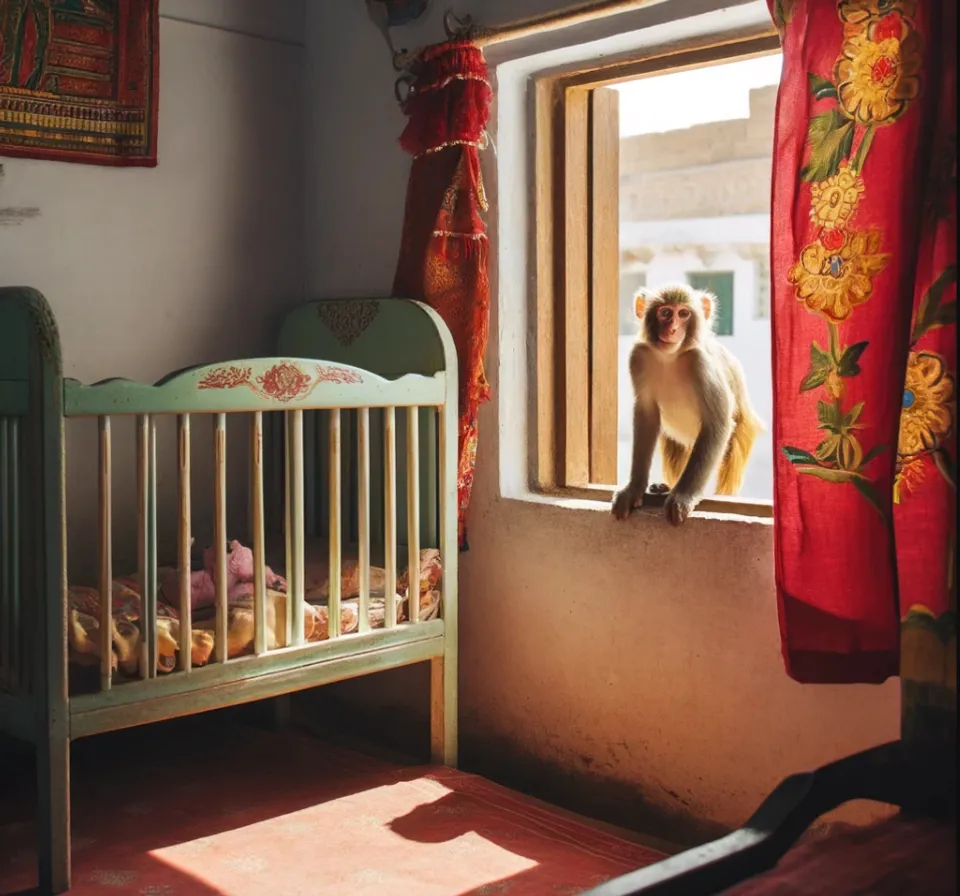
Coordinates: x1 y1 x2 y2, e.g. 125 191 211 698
0 718 665 895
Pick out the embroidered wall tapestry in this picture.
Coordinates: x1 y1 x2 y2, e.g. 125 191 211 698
392 40 492 551
768 0 956 742
0 0 159 166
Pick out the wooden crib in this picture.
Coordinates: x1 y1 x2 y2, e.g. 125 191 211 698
0 288 459 894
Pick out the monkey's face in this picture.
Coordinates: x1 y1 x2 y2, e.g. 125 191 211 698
655 304 692 350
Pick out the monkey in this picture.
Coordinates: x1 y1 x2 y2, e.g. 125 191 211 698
611 283 764 526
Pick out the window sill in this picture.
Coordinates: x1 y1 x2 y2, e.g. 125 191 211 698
516 484 774 525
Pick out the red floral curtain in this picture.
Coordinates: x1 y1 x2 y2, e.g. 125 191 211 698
392 40 493 551
768 0 956 734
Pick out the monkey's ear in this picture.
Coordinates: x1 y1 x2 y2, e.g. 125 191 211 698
699 290 717 322
634 288 651 321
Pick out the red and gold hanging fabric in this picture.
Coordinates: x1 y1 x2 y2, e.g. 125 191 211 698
393 39 492 551
768 0 956 713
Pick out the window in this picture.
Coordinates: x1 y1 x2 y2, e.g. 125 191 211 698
533 28 781 511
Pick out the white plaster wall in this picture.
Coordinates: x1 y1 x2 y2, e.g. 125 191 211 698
301 0 899 842
0 0 305 578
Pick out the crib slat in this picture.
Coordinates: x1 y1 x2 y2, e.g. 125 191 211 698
214 414 228 664
1 418 9 688
8 418 19 692
328 409 342 640
383 407 397 630
283 413 292 647
421 409 439 550
289 410 305 647
137 415 158 680
147 417 158 678
357 408 371 634
251 412 267 655
304 410 317 537
98 416 113 690
177 415 192 673
406 407 420 624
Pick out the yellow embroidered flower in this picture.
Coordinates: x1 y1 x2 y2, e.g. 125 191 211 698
788 229 889 323
836 30 922 125
837 1 917 29
898 351 955 457
893 455 925 503
816 429 864 471
809 163 865 230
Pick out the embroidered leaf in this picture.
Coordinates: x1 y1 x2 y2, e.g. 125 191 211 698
782 446 818 465
912 264 958 343
837 341 869 376
796 465 860 483
935 301 956 327
800 367 830 391
807 72 839 101
815 437 839 462
801 342 833 391
851 477 888 519
772 0 794 30
810 341 831 367
817 400 841 427
850 125 876 174
860 444 888 467
844 401 865 427
800 110 855 182
933 448 956 488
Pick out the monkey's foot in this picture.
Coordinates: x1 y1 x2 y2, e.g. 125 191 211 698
648 483 670 495
664 492 696 526
611 485 644 520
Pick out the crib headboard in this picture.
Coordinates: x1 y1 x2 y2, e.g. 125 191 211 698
277 298 454 380
0 287 65 704
276 298 458 559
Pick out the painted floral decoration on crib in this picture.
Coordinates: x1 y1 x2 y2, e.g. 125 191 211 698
198 362 362 402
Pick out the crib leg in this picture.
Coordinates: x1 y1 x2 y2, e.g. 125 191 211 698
430 656 457 767
37 732 71 895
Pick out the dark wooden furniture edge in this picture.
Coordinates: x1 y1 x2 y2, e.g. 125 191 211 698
581 739 956 896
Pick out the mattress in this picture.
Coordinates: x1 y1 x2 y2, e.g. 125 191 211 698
67 537 443 687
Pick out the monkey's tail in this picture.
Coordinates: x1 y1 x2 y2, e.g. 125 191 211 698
715 403 764 496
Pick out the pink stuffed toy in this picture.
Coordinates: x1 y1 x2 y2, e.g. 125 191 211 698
159 540 286 612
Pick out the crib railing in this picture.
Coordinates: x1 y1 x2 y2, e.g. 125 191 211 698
80 393 440 694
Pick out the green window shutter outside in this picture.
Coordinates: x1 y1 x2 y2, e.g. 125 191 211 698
687 271 734 336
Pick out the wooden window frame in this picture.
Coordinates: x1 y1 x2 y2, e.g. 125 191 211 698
533 26 781 519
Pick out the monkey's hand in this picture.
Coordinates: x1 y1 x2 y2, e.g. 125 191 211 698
664 492 696 526
611 484 645 520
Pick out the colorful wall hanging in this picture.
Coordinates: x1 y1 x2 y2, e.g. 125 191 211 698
0 0 159 166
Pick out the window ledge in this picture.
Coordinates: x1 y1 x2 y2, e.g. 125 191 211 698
513 484 774 525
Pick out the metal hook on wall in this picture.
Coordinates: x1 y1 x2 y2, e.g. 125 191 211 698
443 10 488 40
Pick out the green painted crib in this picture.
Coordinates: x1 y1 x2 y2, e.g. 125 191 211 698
0 288 459 894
